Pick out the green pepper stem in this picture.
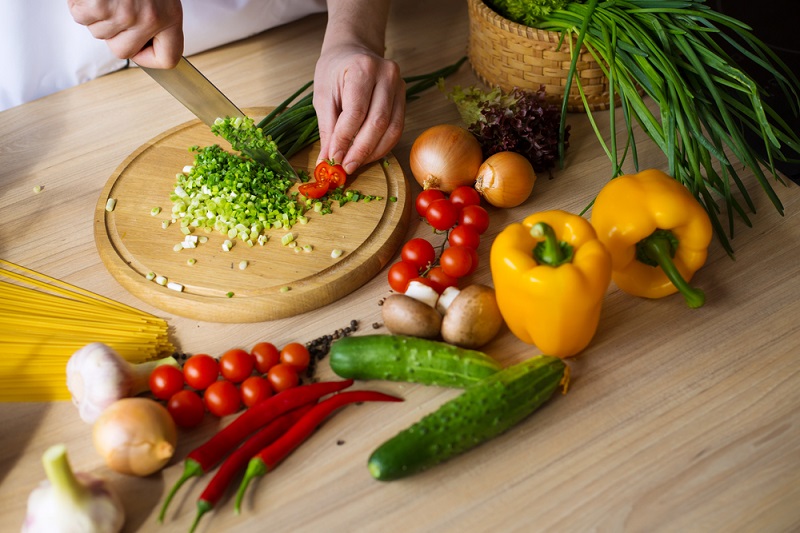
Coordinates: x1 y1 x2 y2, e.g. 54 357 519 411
638 231 705 309
234 459 268 515
189 499 213 533
531 222 574 267
158 459 203 523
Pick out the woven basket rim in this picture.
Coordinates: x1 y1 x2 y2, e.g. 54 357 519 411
469 0 569 44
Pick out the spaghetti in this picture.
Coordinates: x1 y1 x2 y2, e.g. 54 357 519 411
0 259 175 402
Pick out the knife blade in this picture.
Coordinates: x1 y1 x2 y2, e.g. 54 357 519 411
138 56 299 181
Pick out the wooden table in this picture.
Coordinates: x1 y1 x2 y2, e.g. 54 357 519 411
2 2 799 531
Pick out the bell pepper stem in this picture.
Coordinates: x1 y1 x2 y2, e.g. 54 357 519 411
638 231 705 308
234 459 268 515
158 459 203 523
531 222 574 267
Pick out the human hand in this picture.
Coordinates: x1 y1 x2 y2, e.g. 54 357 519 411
313 44 405 176
67 0 184 69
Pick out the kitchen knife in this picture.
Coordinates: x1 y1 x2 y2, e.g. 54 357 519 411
138 56 299 180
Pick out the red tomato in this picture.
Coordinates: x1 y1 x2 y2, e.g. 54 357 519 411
387 260 420 293
219 348 255 383
415 189 446 217
427 266 459 292
148 364 184 401
280 342 311 372
459 204 490 235
167 390 205 429
267 363 300 393
298 180 329 199
251 342 281 374
183 354 219 391
240 376 273 408
449 185 481 210
448 224 481 250
204 380 242 417
440 245 474 278
401 238 436 270
464 246 480 275
425 198 459 231
314 160 347 188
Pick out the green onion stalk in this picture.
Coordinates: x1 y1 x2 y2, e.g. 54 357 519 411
524 0 800 255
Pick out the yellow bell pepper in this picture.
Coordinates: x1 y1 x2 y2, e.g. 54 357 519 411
590 168 713 308
490 210 612 358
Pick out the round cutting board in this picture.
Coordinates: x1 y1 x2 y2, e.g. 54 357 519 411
95 109 410 323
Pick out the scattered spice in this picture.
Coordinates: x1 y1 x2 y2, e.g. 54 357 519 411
305 320 359 380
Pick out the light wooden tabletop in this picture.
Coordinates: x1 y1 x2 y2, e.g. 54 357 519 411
2 1 799 532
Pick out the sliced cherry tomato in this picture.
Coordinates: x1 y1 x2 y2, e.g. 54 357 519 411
149 364 185 401
314 160 347 188
387 260 420 293
267 363 300 393
449 185 481 210
459 204 490 235
183 354 219 391
448 224 481 250
204 380 242 417
425 198 459 231
167 390 205 429
240 376 273 408
251 342 281 374
427 266 459 292
440 245 474 278
280 342 311 372
298 179 330 199
401 238 436 270
415 189 446 217
219 348 255 383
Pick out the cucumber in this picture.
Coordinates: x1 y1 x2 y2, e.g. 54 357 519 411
367 355 568 481
329 335 502 388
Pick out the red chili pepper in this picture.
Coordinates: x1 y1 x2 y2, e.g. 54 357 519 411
298 179 329 199
234 389 403 514
188 405 313 533
158 379 353 522
314 159 347 188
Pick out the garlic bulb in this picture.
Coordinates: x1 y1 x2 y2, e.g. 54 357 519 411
66 342 179 423
22 444 124 533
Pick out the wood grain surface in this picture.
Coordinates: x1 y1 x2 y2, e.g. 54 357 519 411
94 109 409 322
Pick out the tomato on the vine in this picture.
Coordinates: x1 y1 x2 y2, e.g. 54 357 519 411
464 246 480 276
267 363 300 393
204 380 241 417
459 204 490 234
149 364 185 401
427 266 459 292
388 260 420 293
167 390 205 428
440 245 474 278
409 276 442 293
449 185 481 210
219 348 255 383
280 342 311 372
425 198 458 231
240 376 273 408
448 224 481 250
251 342 281 374
401 238 436 270
183 354 219 391
415 189 446 217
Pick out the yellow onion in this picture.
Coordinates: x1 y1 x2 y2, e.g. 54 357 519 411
474 151 537 208
409 124 483 193
93 398 177 477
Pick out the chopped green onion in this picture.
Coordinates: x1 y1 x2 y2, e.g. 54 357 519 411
239 260 248 270
105 198 116 212
331 249 343 259
281 233 294 246
145 272 156 281
150 207 161 216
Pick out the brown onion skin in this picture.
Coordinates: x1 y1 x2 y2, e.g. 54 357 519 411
409 124 483 193
475 151 537 208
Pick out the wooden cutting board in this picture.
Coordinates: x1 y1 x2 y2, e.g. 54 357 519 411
94 109 410 323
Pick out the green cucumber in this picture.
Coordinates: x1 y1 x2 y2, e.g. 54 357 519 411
329 335 502 388
367 355 568 481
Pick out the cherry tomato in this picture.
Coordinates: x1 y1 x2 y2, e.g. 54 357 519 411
448 224 481 250
415 189 446 217
449 185 481 210
148 364 185 401
427 266 459 292
204 380 242 417
240 376 273 408
440 245 474 278
401 238 436 270
410 276 443 293
167 390 205 429
251 342 281 374
459 204 490 235
298 180 329 199
314 160 347 188
183 354 219 391
464 246 480 275
425 198 459 231
219 348 255 383
387 260 420 293
280 342 311 372
267 363 300 393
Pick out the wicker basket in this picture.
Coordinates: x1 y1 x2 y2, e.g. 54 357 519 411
467 0 612 112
